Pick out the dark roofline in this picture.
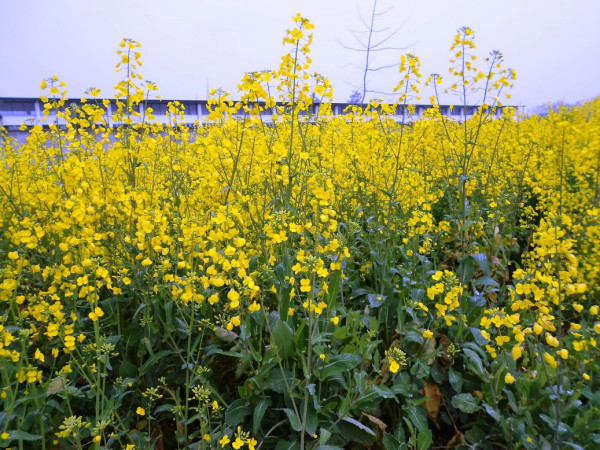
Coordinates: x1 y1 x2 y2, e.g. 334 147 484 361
0 97 519 109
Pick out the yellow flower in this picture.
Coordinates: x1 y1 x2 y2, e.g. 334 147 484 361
319 353 326 360
136 407 145 416
248 302 261 313
330 316 339 325
300 278 311 292
544 352 558 369
7 252 19 260
232 437 245 449
557 349 568 359
511 345 522 361
93 435 101 443
495 335 510 346
422 330 433 339
204 434 212 442
1 432 9 440
504 373 515 384
219 435 231 447
545 334 559 347
389 360 400 373
228 289 240 308
142 258 152 267
34 348 45 362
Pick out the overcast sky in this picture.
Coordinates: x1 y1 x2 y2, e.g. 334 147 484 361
1 0 599 109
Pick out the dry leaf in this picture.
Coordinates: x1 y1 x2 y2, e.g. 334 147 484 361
46 376 68 394
363 412 387 434
423 380 442 421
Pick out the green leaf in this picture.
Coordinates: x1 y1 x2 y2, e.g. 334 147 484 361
356 385 397 407
319 428 332 446
154 403 175 414
275 440 300 450
317 353 362 380
225 399 251 427
272 320 294 358
282 408 302 432
119 360 137 378
8 431 41 441
350 288 370 299
470 253 490 276
469 328 489 346
382 434 402 449
253 398 271 434
337 417 376 444
405 405 428 432
140 350 175 375
417 429 433 450
483 403 501 422
451 393 481 414
304 402 318 436
333 326 349 340
463 348 486 378
540 414 568 434
267 368 295 394
465 426 485 444
448 366 463 393
367 293 387 308
474 275 498 288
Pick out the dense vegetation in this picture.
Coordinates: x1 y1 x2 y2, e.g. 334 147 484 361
1 16 599 450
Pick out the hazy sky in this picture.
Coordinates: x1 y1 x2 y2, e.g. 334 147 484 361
1 0 599 109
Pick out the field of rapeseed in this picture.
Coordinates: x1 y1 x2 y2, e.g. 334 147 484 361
1 16 599 450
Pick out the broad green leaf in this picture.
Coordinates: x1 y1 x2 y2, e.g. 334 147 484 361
417 429 433 450
470 253 490 276
367 293 387 308
382 434 402 449
267 368 295 394
140 350 176 375
337 417 376 444
405 405 428 432
9 431 41 441
333 326 349 340
451 393 480 414
470 327 490 346
225 399 251 427
448 366 463 393
253 398 271 434
463 348 486 377
305 402 318 436
154 403 175 414
282 408 301 431
483 403 501 422
275 440 300 450
356 385 397 408
474 275 498 288
317 353 362 380
319 427 332 446
272 320 294 358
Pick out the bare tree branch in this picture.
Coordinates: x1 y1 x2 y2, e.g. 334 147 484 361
338 0 412 103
